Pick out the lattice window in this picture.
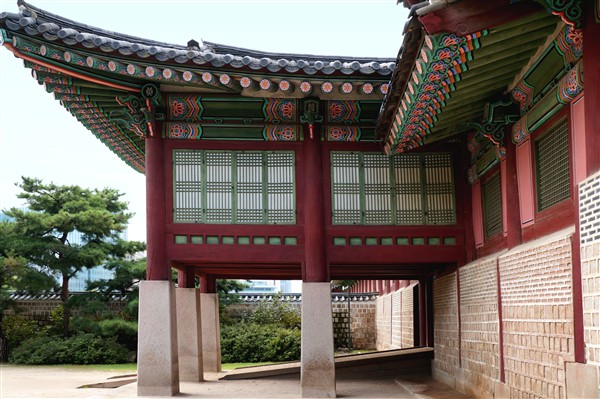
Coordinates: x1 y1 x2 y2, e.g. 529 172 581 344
331 152 455 225
173 150 295 224
482 172 502 238
535 118 570 211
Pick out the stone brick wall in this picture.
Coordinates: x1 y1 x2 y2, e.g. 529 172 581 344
332 299 376 350
459 256 500 397
432 272 460 382
4 294 124 324
375 284 415 351
499 230 575 398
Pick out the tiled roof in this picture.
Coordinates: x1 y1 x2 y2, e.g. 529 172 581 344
1 1 395 76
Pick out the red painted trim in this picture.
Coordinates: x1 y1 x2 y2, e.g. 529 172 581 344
516 138 535 225
146 131 169 280
456 270 462 368
457 143 476 263
472 181 484 248
4 43 140 93
504 140 522 250
495 257 506 382
571 225 585 363
571 95 587 184
177 268 196 289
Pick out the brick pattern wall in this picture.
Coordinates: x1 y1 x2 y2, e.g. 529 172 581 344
376 294 392 350
499 232 574 399
375 285 414 350
401 287 414 348
580 170 600 369
391 291 402 348
433 272 460 380
459 258 499 396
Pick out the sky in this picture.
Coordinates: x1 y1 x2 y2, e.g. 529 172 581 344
0 0 408 242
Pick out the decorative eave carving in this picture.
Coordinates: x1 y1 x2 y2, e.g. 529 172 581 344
510 24 583 116
512 60 583 144
384 30 486 155
539 0 583 28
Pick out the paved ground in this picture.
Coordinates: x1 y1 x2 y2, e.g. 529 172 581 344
0 365 472 398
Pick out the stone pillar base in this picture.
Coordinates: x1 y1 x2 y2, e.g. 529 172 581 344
301 282 336 398
176 288 204 382
200 293 221 372
138 280 179 396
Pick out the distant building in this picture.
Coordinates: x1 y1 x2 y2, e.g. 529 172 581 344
242 280 298 294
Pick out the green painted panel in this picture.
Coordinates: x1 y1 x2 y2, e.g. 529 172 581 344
175 235 188 244
365 237 378 245
237 236 250 245
253 237 266 245
201 99 265 119
428 237 441 245
349 237 362 246
206 236 219 244
222 236 235 244
412 237 425 245
333 237 347 246
397 237 409 245
444 237 456 245
201 127 265 140
191 236 203 244
381 237 393 245
284 237 297 245
269 237 282 245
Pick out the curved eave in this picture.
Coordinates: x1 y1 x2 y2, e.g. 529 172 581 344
380 10 560 155
0 2 398 174
1 2 396 77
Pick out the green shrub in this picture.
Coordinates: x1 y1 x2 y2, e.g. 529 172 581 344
1 315 39 350
220 323 300 363
98 318 138 351
9 333 129 365
250 296 301 329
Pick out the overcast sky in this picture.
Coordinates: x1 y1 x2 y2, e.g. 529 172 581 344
0 0 408 242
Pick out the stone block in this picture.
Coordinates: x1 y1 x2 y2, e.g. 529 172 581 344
565 362 600 398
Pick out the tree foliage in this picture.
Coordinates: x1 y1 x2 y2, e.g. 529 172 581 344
4 177 145 337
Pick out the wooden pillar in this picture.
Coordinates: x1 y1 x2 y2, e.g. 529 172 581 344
502 140 522 249
200 275 217 294
302 130 328 282
583 6 600 176
417 277 432 347
177 268 196 289
145 133 168 281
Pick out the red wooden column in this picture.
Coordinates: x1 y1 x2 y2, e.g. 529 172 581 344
199 275 217 294
302 130 328 282
502 140 522 249
583 7 600 176
177 268 196 289
145 132 169 280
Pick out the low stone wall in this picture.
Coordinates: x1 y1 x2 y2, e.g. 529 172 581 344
4 293 124 324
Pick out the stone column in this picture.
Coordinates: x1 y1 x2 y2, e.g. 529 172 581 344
301 282 336 398
176 287 204 382
200 292 221 372
138 280 179 396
